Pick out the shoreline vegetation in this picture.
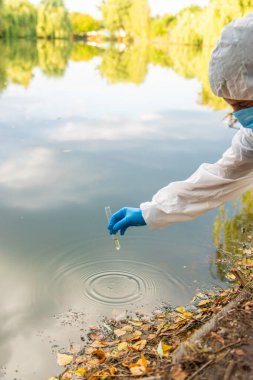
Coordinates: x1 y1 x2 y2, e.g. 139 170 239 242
50 190 253 379
0 0 252 110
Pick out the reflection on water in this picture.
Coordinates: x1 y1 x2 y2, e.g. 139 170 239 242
0 39 227 110
0 39 239 378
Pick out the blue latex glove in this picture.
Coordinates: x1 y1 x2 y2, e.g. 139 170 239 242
107 207 146 236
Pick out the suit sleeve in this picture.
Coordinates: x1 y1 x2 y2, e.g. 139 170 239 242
140 128 253 229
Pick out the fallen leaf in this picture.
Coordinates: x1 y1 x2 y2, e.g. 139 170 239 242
234 349 245 356
171 365 188 380
130 366 146 376
157 340 163 358
210 331 224 344
86 358 100 369
176 306 186 314
114 328 127 337
132 330 142 340
61 371 73 380
129 320 143 326
131 339 147 351
90 340 106 348
122 325 133 332
118 341 129 351
148 333 156 340
91 349 106 363
57 353 73 366
75 367 86 377
198 299 211 306
109 366 118 375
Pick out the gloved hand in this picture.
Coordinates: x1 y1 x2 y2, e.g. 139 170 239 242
107 207 146 236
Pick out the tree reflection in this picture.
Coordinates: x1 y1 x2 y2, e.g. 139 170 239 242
100 43 148 84
71 43 102 62
0 39 234 109
211 190 253 281
37 39 71 77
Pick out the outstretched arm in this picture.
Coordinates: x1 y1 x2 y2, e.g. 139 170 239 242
108 128 253 234
140 128 253 229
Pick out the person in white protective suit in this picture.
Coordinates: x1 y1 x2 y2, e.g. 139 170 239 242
108 13 253 236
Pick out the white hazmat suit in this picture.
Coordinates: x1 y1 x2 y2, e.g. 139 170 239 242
140 13 253 229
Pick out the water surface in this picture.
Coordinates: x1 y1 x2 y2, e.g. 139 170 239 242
0 41 236 379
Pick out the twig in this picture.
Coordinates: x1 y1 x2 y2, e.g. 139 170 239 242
186 359 213 380
223 361 236 380
214 339 242 354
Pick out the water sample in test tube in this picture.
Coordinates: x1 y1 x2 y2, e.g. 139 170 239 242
105 206 121 251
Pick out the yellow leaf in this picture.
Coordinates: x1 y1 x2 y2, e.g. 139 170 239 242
114 328 127 337
109 366 118 375
57 353 73 366
122 325 133 332
132 339 147 351
176 306 185 313
226 272 236 280
140 353 147 368
183 311 193 319
132 330 142 340
162 343 173 353
198 299 211 306
130 366 146 376
129 320 143 326
118 342 129 351
195 292 205 298
75 367 86 377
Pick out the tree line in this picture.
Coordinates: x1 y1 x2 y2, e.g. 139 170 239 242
0 0 252 43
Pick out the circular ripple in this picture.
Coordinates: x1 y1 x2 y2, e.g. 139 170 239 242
32 237 191 311
84 271 145 305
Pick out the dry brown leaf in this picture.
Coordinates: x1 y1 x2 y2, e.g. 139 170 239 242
86 358 100 369
210 331 224 344
90 340 106 348
171 365 188 380
234 349 245 356
57 353 73 366
61 370 73 380
91 349 106 363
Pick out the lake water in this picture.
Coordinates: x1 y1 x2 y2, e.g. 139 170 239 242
0 41 237 379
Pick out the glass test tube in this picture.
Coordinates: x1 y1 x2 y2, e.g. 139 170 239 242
105 206 121 251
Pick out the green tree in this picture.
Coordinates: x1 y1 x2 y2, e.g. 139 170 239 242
150 14 176 39
2 0 37 39
101 0 150 40
70 12 101 37
37 0 71 39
